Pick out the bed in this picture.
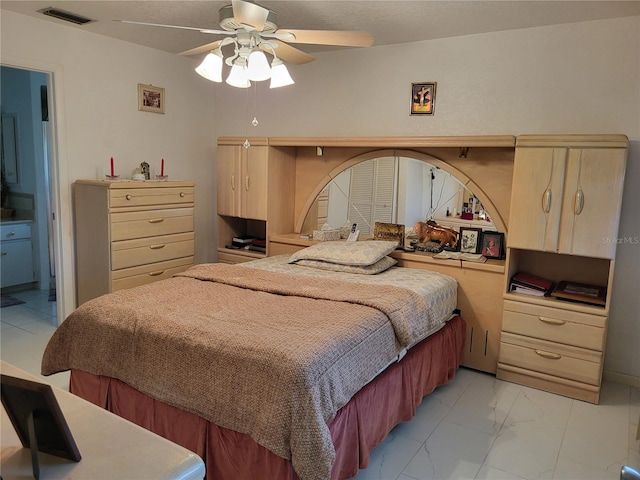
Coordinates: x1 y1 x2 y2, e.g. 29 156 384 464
42 241 465 480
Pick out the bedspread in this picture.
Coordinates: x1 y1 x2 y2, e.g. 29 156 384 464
42 263 440 480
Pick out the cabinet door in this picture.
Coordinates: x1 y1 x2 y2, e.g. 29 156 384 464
508 147 567 252
217 145 241 217
1 240 35 287
242 146 268 220
558 148 627 258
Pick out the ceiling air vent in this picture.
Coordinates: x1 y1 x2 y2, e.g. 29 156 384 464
38 7 94 25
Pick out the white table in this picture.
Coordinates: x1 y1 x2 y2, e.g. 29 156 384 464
1 361 205 479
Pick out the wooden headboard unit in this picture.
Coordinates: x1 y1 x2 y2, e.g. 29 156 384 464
268 136 516 235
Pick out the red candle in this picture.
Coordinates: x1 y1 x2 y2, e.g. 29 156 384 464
161 158 165 177
110 157 114 177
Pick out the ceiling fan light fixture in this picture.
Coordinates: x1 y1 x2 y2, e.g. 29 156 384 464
226 57 251 88
247 49 272 81
269 58 294 88
195 50 224 82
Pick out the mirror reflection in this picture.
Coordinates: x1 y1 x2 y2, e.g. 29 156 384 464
301 156 496 235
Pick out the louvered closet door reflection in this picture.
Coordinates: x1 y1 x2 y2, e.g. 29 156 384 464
348 157 397 234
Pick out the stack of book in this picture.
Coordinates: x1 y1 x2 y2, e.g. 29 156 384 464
232 235 257 248
245 238 266 253
509 271 554 297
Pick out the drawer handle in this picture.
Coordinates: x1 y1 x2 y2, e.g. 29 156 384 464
148 270 165 276
535 349 562 360
574 189 584 215
542 188 552 213
7 231 15 237
148 218 165 224
1 251 7 256
538 317 566 326
149 244 166 250
126 194 132 200
180 192 185 198
245 175 250 191
231 174 235 191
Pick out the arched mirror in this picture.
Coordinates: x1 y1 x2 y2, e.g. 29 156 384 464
301 156 496 236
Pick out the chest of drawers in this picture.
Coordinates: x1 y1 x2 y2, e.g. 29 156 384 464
74 180 195 305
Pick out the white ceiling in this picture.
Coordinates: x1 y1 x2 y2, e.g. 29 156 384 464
3 1 639 59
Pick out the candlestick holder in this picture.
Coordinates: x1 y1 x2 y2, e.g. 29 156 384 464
155 175 168 181
105 175 119 180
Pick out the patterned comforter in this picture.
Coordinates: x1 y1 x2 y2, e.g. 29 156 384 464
42 263 455 480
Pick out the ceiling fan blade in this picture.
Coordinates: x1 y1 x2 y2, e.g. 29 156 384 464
232 0 269 31
274 29 374 47
116 19 229 36
260 41 315 65
179 40 224 57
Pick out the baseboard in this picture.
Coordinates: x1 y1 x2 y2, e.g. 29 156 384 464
603 369 640 388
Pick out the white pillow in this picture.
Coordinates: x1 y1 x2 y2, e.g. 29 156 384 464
295 256 397 274
289 240 398 266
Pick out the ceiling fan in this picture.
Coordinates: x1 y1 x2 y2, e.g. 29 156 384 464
119 0 374 88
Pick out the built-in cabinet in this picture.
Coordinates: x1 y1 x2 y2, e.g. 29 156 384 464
0 221 35 288
497 135 628 403
216 138 295 264
74 180 195 306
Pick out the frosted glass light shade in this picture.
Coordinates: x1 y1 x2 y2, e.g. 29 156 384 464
226 58 251 88
195 50 223 82
247 50 271 81
269 59 294 88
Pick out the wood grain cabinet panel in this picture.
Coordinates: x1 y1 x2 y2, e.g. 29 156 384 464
498 135 628 404
74 180 195 306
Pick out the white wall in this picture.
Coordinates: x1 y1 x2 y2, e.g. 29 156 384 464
1 10 217 319
214 16 639 381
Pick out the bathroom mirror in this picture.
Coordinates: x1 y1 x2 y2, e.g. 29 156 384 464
301 156 495 235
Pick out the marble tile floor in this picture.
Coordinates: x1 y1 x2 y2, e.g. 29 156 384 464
1 289 638 480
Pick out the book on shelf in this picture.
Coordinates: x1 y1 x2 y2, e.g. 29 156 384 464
244 244 266 253
232 235 258 247
550 281 606 306
432 251 487 263
509 271 554 296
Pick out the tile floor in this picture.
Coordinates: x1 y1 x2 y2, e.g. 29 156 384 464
1 289 639 480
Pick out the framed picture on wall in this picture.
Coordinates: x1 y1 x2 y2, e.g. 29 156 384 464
480 232 504 259
410 82 437 115
459 227 482 254
138 83 165 114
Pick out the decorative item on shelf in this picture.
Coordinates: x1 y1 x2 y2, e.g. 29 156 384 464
313 223 341 242
414 221 459 251
480 232 504 259
373 222 405 247
459 227 482 254
140 161 150 180
550 281 606 306
106 156 119 180
156 158 167 180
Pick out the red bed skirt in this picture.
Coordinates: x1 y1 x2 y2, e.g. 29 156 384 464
70 316 465 480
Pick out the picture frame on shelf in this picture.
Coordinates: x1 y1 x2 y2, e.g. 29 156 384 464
459 227 482 254
138 83 165 114
410 82 437 116
480 231 504 259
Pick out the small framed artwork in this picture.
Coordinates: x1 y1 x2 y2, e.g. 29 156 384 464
138 83 165 114
459 227 482 254
410 82 437 115
480 232 504 259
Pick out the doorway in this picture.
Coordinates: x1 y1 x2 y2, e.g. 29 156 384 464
1 63 68 324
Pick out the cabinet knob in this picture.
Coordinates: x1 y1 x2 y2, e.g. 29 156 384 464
574 190 584 215
1 251 7 256
126 194 132 200
7 231 15 237
179 192 185 198
542 188 552 213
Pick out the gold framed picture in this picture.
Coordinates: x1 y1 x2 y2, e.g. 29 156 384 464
410 82 436 116
138 83 165 114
